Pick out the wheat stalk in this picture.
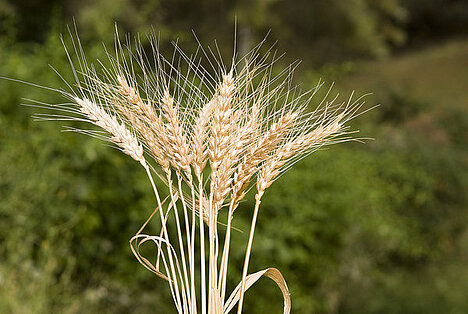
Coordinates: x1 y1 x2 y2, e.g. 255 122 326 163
36 29 369 314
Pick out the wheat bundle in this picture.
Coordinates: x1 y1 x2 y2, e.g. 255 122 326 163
35 29 370 314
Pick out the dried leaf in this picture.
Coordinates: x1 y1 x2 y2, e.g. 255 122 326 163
223 267 291 313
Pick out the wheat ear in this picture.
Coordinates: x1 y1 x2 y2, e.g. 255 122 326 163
208 70 235 313
116 76 171 171
236 114 345 314
218 110 297 301
192 99 215 177
114 77 188 309
74 97 145 166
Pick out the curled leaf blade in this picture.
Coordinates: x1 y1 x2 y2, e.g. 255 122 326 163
223 267 291 313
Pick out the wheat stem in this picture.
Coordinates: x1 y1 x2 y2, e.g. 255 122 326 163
167 171 191 312
198 174 207 314
177 172 196 313
218 197 237 302
144 165 183 311
188 176 198 314
208 187 215 313
236 191 264 314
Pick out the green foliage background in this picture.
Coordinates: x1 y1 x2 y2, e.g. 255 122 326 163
1 0 467 313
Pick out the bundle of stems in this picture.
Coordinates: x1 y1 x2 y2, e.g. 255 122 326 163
36 29 368 313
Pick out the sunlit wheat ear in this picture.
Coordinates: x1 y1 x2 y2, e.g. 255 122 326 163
209 71 252 211
161 89 192 175
75 97 145 166
232 110 298 205
209 71 235 178
191 98 215 178
258 113 345 192
116 75 171 171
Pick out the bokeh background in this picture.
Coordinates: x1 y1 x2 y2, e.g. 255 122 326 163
1 0 467 313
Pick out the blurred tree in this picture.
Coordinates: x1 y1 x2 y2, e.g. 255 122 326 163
0 0 63 42
272 0 408 61
404 0 468 43
0 0 16 43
